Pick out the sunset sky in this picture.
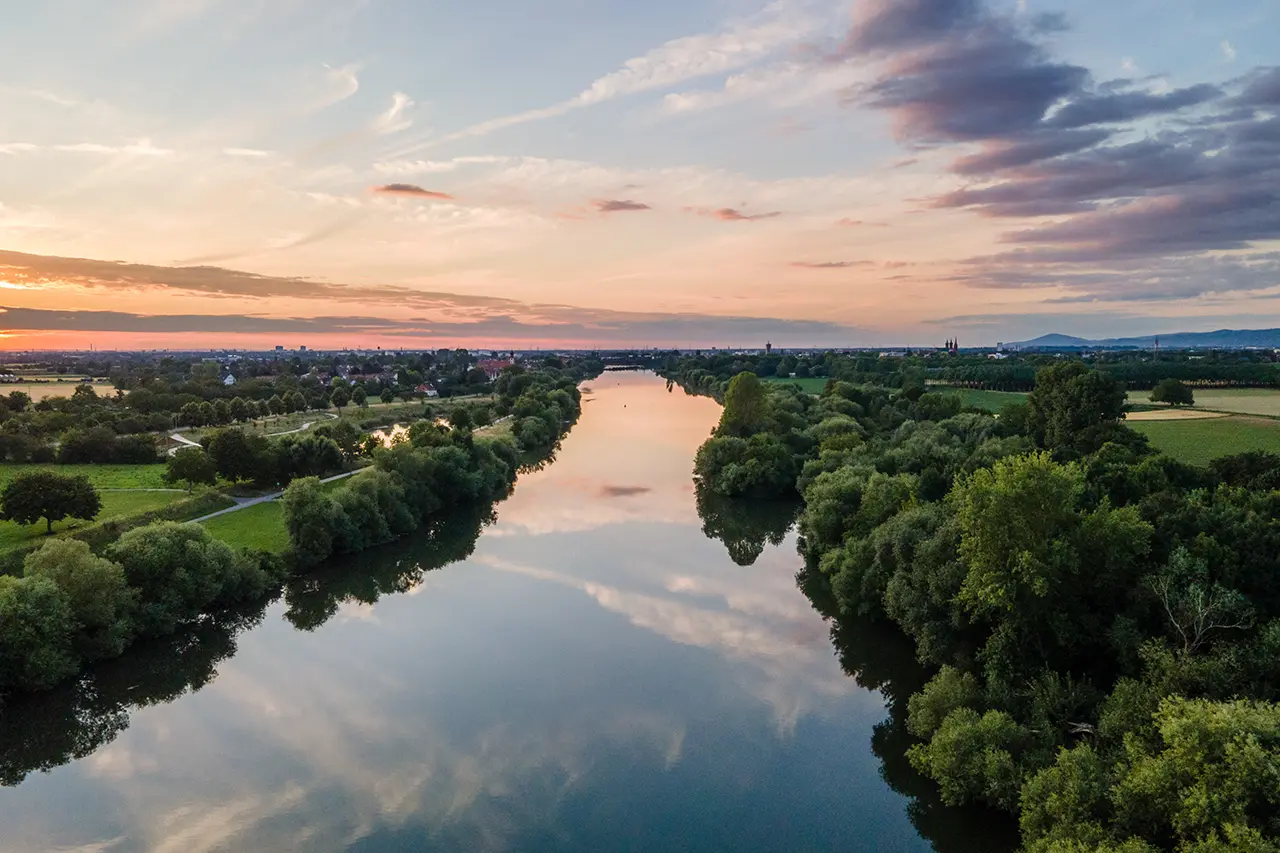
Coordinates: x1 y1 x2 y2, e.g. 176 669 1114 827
1 0 1277 350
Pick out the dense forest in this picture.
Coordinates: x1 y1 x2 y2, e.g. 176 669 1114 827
667 355 1280 853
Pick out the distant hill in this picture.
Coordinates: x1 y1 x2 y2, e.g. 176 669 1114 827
1010 329 1280 350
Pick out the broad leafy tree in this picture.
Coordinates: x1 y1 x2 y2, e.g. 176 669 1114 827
0 471 102 534
165 447 218 492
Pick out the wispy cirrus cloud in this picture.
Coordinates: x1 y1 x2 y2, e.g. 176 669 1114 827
385 0 822 154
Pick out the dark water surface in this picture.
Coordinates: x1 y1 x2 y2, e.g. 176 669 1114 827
0 372 1014 853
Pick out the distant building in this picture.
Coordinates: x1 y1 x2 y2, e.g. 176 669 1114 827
765 341 772 355
299 345 308 353
223 374 236 386
476 358 514 380
275 345 284 352
988 352 1010 360
417 383 440 398
879 351 907 359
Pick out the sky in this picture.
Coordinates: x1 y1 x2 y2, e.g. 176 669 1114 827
0 0 1277 350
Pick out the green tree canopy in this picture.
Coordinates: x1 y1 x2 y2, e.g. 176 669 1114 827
0 471 102 534
1150 378 1195 407
165 447 218 492
719 372 770 437
1026 363 1127 454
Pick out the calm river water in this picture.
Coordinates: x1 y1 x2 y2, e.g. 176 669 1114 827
0 372 1014 853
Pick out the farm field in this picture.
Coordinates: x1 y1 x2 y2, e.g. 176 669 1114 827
0 489 187 551
0 463 169 489
1132 416 1280 466
1126 387 1280 417
0 382 116 401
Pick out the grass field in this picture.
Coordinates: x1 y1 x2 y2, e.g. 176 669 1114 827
201 502 289 553
0 463 169 489
0 490 187 551
1126 388 1280 418
942 388 1029 412
202 476 354 553
764 377 828 393
1132 416 1280 466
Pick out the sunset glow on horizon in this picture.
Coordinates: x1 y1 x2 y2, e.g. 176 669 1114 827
1 0 1277 350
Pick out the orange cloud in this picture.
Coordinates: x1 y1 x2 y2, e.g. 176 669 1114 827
593 199 651 213
686 206 781 222
790 261 873 269
371 183 455 200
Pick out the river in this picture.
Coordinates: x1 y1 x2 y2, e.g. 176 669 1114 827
0 371 1015 852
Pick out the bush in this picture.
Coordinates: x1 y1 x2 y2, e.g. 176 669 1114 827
106 522 250 637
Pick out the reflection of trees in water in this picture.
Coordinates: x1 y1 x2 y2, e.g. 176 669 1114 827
0 602 268 787
795 565 1020 853
0 508 495 788
282 506 493 631
694 487 798 566
692 487 1017 852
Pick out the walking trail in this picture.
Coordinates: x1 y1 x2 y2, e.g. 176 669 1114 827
190 469 363 523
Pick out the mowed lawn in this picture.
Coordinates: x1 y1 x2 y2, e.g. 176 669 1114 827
940 388 1028 412
201 476 353 554
763 376 829 394
0 490 187 551
201 502 289 553
1132 416 1280 466
0 463 170 489
1126 387 1280 418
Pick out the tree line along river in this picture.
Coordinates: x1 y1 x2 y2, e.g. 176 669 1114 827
0 371 1013 853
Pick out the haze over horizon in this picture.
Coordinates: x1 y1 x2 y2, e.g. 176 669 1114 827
1 0 1277 350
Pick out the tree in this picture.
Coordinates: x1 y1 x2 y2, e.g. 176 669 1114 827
179 401 205 427
330 385 351 413
380 387 396 405
288 390 308 413
1150 378 1194 407
1147 549 1252 655
268 394 286 415
212 398 232 425
449 406 474 431
106 522 260 637
719 372 770 437
0 471 102 534
165 447 218 492
352 387 368 408
229 396 250 422
7 390 31 412
1027 362 1127 453
282 477 341 566
0 575 78 691
206 429 268 483
23 539 133 660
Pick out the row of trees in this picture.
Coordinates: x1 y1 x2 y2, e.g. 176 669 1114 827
282 376 583 567
673 360 1280 852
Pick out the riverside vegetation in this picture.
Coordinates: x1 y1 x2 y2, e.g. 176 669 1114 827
668 358 1280 853
0 365 587 697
